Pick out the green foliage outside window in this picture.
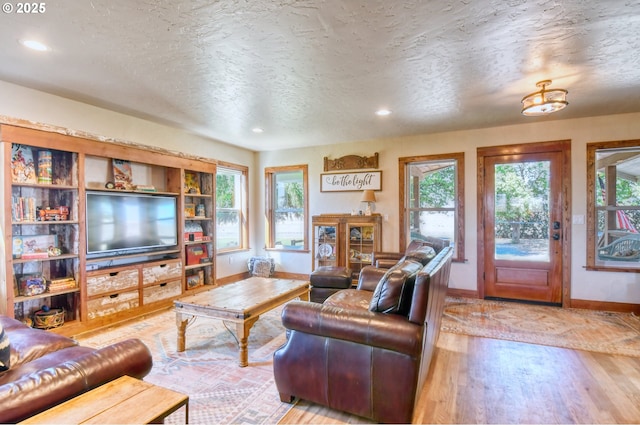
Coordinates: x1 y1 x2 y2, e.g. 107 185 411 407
494 162 549 239
416 165 455 208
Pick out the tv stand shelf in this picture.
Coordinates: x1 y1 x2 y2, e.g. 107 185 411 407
2 123 218 336
14 287 80 303
13 254 79 264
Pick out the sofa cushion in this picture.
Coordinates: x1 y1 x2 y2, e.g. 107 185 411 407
369 259 422 315
324 288 373 310
0 323 9 372
402 245 436 266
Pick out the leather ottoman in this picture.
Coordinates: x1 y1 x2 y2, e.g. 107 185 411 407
309 266 352 303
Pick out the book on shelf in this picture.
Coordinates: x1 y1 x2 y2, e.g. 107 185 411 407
48 276 77 292
12 196 37 222
11 144 37 184
112 158 133 190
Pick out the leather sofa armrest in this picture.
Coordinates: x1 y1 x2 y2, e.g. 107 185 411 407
371 251 404 268
0 338 152 423
357 265 387 291
281 301 422 356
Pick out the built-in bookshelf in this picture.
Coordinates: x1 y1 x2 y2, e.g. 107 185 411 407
1 123 219 335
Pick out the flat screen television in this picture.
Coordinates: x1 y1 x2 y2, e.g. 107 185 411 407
86 191 178 258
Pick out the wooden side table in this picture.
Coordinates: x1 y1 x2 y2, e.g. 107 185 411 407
20 375 188 424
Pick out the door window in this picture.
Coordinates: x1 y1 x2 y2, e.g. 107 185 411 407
494 161 551 262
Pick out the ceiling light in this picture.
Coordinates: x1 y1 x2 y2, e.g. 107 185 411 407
19 39 50 52
252 127 263 133
375 109 392 116
521 80 568 116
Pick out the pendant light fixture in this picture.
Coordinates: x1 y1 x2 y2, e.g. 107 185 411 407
521 80 568 116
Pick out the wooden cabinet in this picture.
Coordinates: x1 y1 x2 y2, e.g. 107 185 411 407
1 123 218 335
86 259 182 321
312 216 340 269
312 214 382 282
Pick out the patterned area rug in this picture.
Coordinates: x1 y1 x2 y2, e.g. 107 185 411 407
442 297 640 357
76 306 293 424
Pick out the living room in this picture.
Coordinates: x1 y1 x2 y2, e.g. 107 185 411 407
1 1 640 423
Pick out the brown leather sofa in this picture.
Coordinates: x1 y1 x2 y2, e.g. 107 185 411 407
0 315 153 423
273 245 453 423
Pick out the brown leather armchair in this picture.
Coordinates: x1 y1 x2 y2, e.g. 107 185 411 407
273 246 453 423
372 236 450 268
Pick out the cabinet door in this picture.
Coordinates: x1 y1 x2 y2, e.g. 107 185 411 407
313 223 339 269
346 223 377 281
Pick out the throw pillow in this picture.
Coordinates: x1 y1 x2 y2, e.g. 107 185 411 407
248 257 275 277
0 323 9 372
369 259 422 315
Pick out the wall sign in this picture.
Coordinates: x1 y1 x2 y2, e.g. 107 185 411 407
324 152 378 171
320 171 382 192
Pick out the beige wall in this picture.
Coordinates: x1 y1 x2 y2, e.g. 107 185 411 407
2 80 640 304
258 113 640 305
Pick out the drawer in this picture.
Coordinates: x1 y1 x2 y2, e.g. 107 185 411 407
87 290 139 320
143 279 182 304
142 260 182 285
86 269 139 297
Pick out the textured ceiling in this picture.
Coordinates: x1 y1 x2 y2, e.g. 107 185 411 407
1 0 639 152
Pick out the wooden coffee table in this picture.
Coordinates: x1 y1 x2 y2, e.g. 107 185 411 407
174 277 309 367
20 375 188 424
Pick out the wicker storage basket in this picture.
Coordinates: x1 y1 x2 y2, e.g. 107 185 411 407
33 309 65 329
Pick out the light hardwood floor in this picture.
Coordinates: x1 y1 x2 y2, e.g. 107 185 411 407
280 332 640 424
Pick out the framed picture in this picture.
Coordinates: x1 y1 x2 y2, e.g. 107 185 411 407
112 159 133 190
184 171 201 194
184 203 196 218
12 234 58 259
320 170 382 192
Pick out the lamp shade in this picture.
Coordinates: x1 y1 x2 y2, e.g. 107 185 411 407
521 79 568 116
360 190 376 203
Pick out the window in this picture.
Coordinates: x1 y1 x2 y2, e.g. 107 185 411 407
216 163 248 252
587 140 640 271
265 165 308 251
399 153 464 262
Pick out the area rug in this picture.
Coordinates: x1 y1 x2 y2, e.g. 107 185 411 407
442 297 640 357
75 306 293 424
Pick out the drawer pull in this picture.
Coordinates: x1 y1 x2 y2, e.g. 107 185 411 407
109 294 119 299
160 264 167 268
109 272 119 277
160 283 167 287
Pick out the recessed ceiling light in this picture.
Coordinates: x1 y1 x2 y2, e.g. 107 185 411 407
252 127 264 134
376 109 392 116
19 39 50 52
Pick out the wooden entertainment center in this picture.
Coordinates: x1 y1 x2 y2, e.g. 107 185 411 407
2 123 218 336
